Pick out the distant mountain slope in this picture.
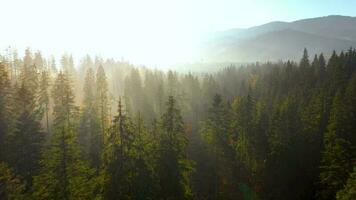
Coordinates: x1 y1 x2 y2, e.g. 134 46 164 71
201 15 356 62
290 15 356 41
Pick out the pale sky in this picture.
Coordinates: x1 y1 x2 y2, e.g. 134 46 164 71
1 0 355 66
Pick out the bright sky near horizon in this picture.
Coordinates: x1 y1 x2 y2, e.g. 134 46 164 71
1 0 356 66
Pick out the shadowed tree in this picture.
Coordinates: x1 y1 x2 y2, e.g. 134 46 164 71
31 72 99 200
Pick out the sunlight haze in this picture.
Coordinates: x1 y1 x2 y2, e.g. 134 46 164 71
1 0 355 66
1 1 356 199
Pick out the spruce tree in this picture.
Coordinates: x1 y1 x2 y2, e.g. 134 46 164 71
31 72 99 200
5 56 44 189
201 94 237 199
78 67 102 168
300 48 310 69
7 83 44 188
0 62 12 161
158 96 192 200
38 70 50 133
131 113 159 200
319 91 353 200
124 68 143 117
96 65 109 141
317 53 327 86
103 99 135 200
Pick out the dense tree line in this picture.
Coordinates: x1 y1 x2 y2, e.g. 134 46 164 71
0 48 355 199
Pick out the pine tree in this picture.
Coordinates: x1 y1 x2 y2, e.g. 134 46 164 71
231 94 268 199
0 62 12 161
20 50 39 107
167 70 179 97
297 91 327 199
327 51 347 92
7 83 44 188
317 53 327 86
319 91 353 200
158 96 192 200
300 48 310 69
265 97 304 200
333 73 356 200
78 67 102 168
201 75 219 111
124 68 144 117
96 65 109 141
299 48 313 91
31 72 99 200
5 54 44 188
103 99 135 200
131 113 159 200
201 94 239 200
343 73 356 147
38 70 50 133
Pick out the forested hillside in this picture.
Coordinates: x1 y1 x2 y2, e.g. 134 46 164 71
0 48 355 200
202 15 356 62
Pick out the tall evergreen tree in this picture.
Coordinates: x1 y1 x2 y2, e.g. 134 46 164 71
96 65 109 141
231 94 268 199
317 53 327 86
79 67 102 168
124 68 144 117
200 94 238 200
5 56 44 188
7 83 44 188
300 48 310 69
319 91 354 200
158 96 192 200
0 62 12 161
103 99 135 200
38 70 50 133
32 72 98 200
131 113 159 200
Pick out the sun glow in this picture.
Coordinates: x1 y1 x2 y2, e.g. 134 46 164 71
2 0 354 66
1 0 206 66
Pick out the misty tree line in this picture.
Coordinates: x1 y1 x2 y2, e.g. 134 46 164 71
0 48 355 200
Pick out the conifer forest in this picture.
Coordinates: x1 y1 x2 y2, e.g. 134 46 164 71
0 47 355 200
1 1 356 199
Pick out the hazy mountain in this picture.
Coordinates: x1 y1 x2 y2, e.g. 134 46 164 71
201 15 356 62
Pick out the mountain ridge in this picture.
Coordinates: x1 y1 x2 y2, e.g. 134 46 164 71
201 15 356 62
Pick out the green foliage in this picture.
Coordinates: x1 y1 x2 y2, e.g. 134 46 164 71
319 73 356 200
7 108 44 187
0 62 12 161
319 91 354 200
79 67 103 168
200 94 239 199
103 100 159 200
7 65 45 189
31 72 100 200
96 65 109 135
1 48 356 200
38 70 50 133
158 96 193 200
336 167 356 200
0 162 25 200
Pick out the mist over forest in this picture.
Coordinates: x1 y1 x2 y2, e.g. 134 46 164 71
1 46 356 200
1 0 356 199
